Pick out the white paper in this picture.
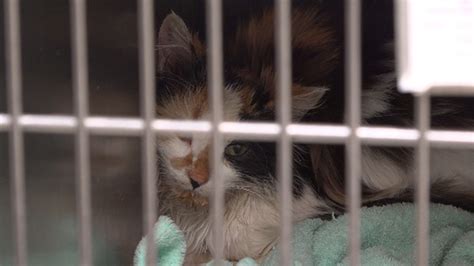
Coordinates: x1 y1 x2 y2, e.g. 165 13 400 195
397 0 474 93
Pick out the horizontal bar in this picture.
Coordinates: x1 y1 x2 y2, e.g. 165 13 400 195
219 121 281 140
86 117 143 135
427 130 474 148
1 114 474 147
21 115 76 133
0 114 11 129
429 86 474 97
288 124 350 143
153 119 211 135
357 126 419 146
0 115 211 136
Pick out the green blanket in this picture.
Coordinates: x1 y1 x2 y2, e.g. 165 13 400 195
134 203 474 265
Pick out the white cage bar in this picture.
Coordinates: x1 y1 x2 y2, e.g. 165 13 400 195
138 0 158 265
70 0 93 264
4 0 27 265
275 0 293 264
415 93 431 265
3 0 474 265
2 115 474 147
206 0 225 264
345 0 362 264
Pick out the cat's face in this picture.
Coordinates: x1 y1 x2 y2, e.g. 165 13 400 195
155 12 337 201
156 85 250 197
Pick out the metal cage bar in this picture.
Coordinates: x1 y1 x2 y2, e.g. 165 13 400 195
2 114 474 147
4 0 28 265
345 0 362 264
70 0 93 264
275 0 293 264
206 0 225 264
415 93 431 266
138 0 158 265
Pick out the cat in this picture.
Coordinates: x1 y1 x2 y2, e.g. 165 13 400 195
154 4 474 264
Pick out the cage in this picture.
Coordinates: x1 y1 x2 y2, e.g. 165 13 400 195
1 0 474 265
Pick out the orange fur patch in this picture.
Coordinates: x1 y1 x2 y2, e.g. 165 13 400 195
156 86 209 119
173 188 209 207
189 147 209 184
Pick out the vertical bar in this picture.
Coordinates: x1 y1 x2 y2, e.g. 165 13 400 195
415 92 430 266
275 0 293 265
206 0 224 264
394 0 409 89
138 0 157 265
345 0 362 265
70 0 92 264
4 0 28 265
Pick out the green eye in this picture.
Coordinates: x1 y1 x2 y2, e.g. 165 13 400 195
224 143 249 157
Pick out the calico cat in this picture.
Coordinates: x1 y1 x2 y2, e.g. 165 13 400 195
154 4 474 264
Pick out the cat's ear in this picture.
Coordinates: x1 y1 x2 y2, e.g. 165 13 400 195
157 12 198 74
292 86 328 120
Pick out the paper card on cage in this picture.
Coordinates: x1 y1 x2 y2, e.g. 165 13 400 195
396 0 474 93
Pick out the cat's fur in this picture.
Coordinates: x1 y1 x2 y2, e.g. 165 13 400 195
154 4 474 264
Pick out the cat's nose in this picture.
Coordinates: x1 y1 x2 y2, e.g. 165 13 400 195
190 179 200 190
187 169 208 190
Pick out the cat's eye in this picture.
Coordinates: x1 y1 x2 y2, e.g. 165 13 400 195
224 143 249 157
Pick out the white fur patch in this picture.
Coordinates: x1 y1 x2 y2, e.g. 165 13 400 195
166 184 331 262
362 72 396 119
292 187 332 221
292 86 328 120
360 147 474 199
160 137 191 158
361 147 410 193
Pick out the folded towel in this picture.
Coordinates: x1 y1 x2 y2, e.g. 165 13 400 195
134 216 186 266
264 203 474 265
134 203 474 265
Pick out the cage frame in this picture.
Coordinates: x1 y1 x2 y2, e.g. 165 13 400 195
3 0 474 265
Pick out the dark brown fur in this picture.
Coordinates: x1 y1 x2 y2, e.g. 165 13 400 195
227 9 340 119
